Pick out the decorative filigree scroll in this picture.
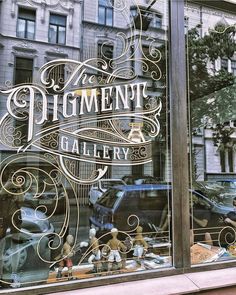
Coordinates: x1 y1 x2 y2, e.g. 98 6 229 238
0 153 79 271
0 76 162 183
0 0 165 184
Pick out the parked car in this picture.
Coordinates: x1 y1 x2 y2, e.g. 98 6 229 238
193 181 224 192
89 179 126 206
24 188 65 215
122 175 160 185
89 184 234 243
194 181 236 207
0 207 54 288
216 179 236 189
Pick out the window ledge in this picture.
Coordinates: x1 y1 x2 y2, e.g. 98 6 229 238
12 45 37 53
48 267 236 295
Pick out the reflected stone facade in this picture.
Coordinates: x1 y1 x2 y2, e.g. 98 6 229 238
0 0 235 199
0 0 171 205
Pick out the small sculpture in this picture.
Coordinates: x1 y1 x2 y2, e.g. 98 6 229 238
87 228 102 272
56 235 75 280
133 226 148 262
105 228 127 271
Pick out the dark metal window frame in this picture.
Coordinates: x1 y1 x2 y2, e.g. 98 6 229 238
7 0 236 294
231 60 236 76
14 56 34 85
16 7 36 40
48 13 67 45
98 0 114 26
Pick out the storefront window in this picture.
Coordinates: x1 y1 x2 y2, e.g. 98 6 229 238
186 1 236 265
0 0 171 290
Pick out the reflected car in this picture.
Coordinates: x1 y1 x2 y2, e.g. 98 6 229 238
122 175 160 185
90 184 171 236
89 184 234 242
216 179 236 190
89 179 126 206
0 207 54 288
194 181 236 208
24 190 65 215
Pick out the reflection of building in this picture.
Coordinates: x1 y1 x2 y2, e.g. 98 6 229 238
0 0 82 147
192 119 236 181
187 1 236 180
0 0 170 205
0 0 83 193
81 0 169 183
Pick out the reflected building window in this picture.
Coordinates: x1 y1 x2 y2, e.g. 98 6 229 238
14 57 33 85
14 113 29 146
221 58 228 71
98 0 113 26
130 7 137 19
153 14 162 28
49 14 66 44
47 63 65 94
142 45 160 76
97 42 113 72
184 16 189 34
130 6 158 31
17 7 36 40
231 60 236 76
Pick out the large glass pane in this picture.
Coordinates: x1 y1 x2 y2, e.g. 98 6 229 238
15 57 33 85
98 7 105 24
106 8 113 26
58 27 66 44
27 20 35 39
16 19 26 38
186 0 236 265
49 25 57 43
0 0 171 289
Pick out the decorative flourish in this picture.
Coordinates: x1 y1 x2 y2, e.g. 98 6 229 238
0 153 79 267
218 226 236 247
77 214 140 266
209 24 236 34
0 0 165 184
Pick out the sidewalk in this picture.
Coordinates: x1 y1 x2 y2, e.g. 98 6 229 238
48 267 236 295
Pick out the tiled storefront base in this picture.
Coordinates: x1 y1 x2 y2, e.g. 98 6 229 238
49 267 236 295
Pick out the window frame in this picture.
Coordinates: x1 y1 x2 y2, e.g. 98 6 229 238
16 7 36 40
14 56 34 85
97 41 114 75
98 0 114 26
46 62 65 94
48 13 67 45
4 1 236 294
221 58 228 71
231 60 236 76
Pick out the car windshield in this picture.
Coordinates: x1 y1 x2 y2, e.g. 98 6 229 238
97 188 124 208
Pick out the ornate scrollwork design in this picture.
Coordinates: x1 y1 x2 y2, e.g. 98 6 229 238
77 214 140 266
0 153 78 266
218 226 236 247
